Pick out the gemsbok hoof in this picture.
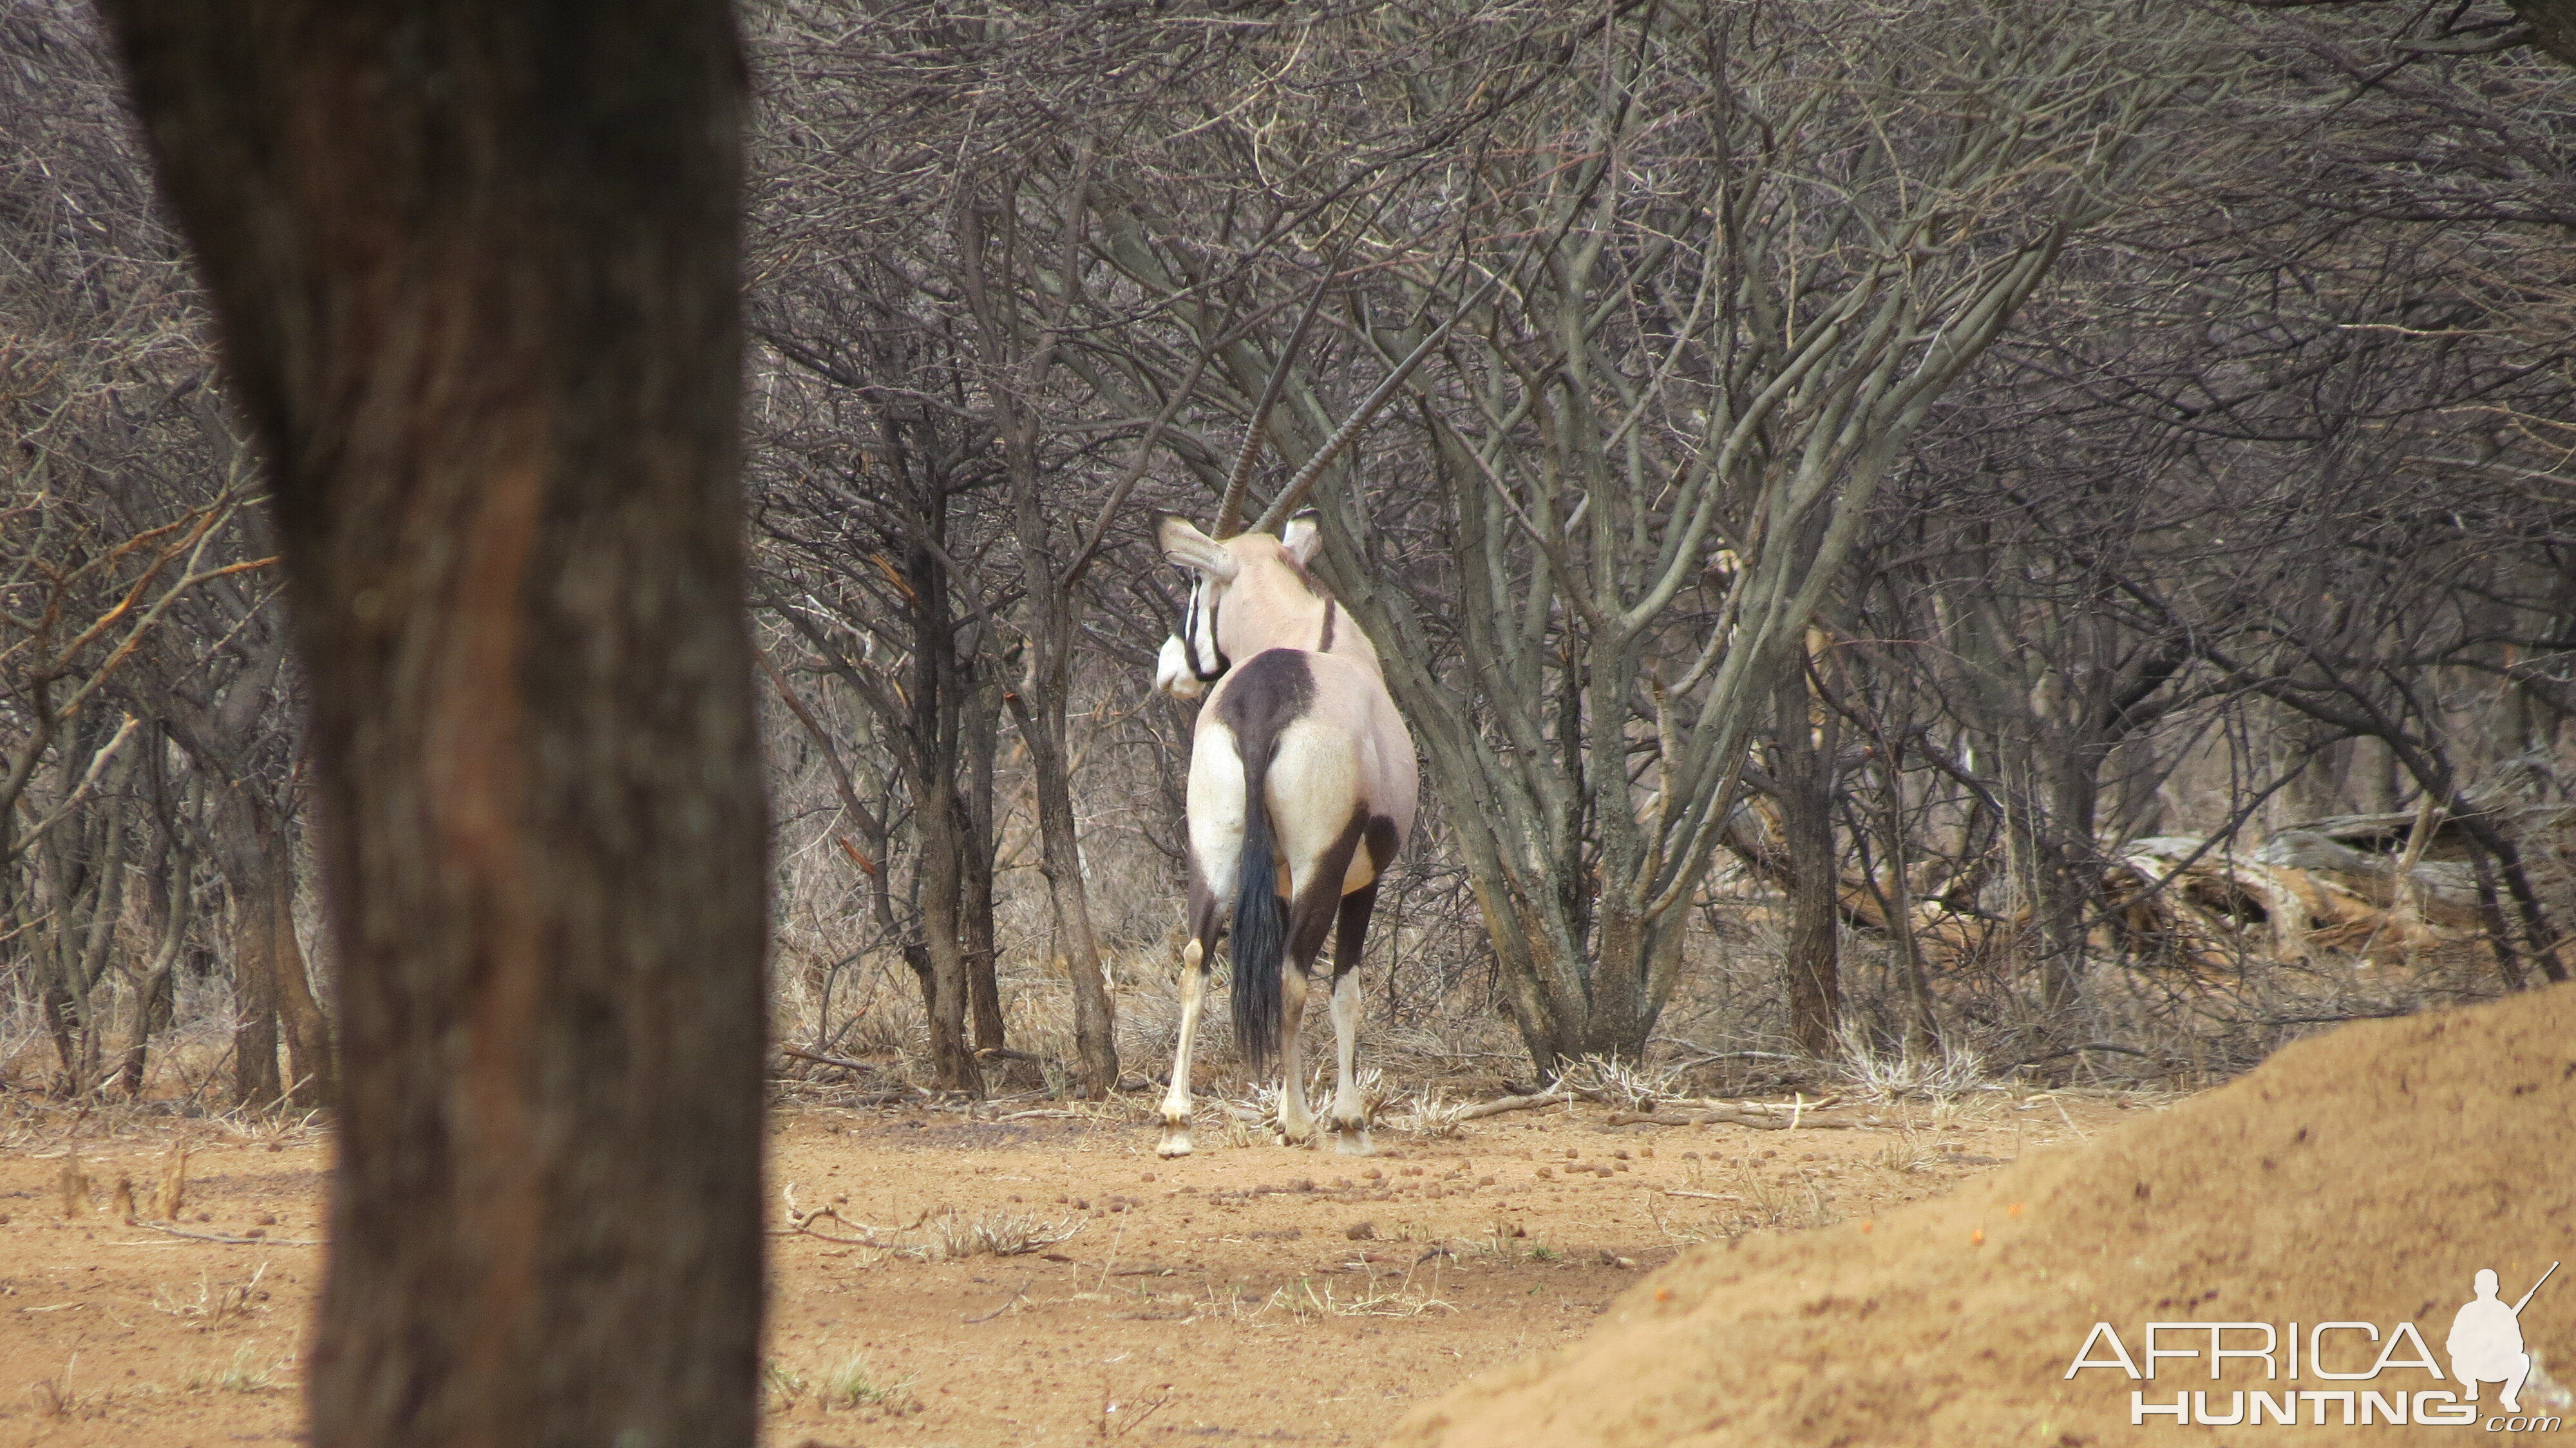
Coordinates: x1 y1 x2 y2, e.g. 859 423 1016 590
1332 1124 1373 1156
1156 1132 1194 1159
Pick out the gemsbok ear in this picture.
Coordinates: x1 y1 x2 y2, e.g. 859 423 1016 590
1280 513 1322 566
1157 513 1238 579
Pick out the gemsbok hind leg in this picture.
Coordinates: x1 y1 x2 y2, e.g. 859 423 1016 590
1274 965 1316 1145
1274 870 1350 1148
1326 882 1381 1154
1158 884 1222 1158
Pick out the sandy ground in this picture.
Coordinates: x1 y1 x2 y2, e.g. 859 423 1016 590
0 1087 2139 1447
1393 983 2576 1447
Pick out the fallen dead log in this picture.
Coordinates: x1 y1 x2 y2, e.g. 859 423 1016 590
128 1220 324 1246
780 1044 882 1076
1455 1090 1575 1120
1606 1107 1877 1130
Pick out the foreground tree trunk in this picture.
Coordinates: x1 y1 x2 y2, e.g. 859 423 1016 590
105 6 767 1447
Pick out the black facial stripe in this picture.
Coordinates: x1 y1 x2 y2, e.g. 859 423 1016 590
1180 578 1229 682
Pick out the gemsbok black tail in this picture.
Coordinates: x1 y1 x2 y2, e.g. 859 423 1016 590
1231 728 1287 1075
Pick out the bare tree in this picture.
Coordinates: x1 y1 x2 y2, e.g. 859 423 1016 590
1216 1 2210 1064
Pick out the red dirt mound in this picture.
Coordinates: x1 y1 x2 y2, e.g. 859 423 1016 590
1392 984 2576 1445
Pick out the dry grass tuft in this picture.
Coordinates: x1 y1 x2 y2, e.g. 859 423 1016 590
152 1262 272 1331
1550 1053 1685 1112
929 1207 1088 1260
1832 1024 1996 1103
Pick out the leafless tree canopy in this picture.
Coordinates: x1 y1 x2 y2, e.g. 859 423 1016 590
6 0 2573 1125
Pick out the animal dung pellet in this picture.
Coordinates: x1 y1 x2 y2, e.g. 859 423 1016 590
1290 1178 1315 1192
1612 1150 1631 1161
1563 1147 1580 1159
1477 1175 1495 1186
1345 1220 1377 1241
1402 1165 1424 1177
1139 1172 1155 1182
1071 1198 1090 1210
254 1211 278 1226
1334 1177 1352 1189
1613 1163 1630 1173
1362 1167 1383 1181
1535 1166 1555 1179
1056 1195 1069 1204
1680 1151 1700 1161
1640 1147 1654 1159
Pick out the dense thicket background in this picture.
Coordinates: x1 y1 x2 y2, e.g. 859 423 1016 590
6 0 2571 1110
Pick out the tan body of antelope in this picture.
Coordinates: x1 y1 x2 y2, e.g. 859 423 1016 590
1152 513 1416 1157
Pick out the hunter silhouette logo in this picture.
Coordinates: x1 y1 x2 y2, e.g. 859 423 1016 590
2455 1263 2558 1415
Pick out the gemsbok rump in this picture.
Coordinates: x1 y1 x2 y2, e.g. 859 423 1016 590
1151 512 1417 1157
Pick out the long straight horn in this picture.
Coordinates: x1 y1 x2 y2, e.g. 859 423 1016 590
1251 268 1504 537
1213 265 1337 539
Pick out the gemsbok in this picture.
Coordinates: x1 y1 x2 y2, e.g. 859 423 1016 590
1150 511 1417 1157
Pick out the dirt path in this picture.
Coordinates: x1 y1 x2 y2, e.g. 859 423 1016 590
0 1089 2139 1445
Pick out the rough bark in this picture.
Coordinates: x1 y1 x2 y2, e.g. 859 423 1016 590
225 867 282 1106
899 528 983 1096
103 5 767 1446
115 732 189 1098
1010 674 1120 1097
1768 668 1842 1058
961 687 1006 1059
1003 478 1119 1098
212 788 336 1107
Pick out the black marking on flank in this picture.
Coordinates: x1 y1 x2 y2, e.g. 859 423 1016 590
1361 813 1402 873
1291 806 1371 975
